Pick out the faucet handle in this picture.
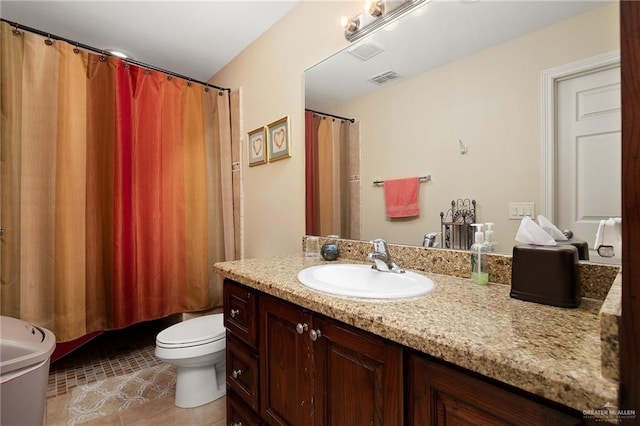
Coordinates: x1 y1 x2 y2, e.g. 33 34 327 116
370 239 389 254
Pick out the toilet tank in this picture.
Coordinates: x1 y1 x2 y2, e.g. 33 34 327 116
1 316 56 426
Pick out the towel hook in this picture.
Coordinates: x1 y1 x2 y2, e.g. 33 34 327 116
458 139 468 155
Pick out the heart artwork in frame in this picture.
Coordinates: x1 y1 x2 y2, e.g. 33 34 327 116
267 116 291 162
248 127 267 166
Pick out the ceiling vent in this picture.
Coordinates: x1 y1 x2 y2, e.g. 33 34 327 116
369 70 401 85
347 41 386 61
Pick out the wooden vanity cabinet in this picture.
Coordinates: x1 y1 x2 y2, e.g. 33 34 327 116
407 353 583 426
224 279 584 426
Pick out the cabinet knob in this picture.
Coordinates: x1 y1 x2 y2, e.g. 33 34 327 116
296 323 308 334
309 329 322 341
230 308 240 318
231 369 243 379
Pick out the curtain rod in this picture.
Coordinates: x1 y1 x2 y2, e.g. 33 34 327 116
1 18 231 93
306 109 355 123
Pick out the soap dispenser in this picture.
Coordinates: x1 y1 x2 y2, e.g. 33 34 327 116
484 222 497 253
470 224 489 285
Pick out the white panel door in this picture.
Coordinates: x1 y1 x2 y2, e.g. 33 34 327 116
556 66 621 261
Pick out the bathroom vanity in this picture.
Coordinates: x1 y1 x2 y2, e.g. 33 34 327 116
215 241 620 425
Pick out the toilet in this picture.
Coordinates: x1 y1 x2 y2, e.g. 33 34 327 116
155 313 226 408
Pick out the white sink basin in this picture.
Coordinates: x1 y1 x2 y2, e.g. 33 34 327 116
297 264 435 299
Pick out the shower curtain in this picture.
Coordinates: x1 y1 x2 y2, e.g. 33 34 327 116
0 22 235 341
305 111 360 239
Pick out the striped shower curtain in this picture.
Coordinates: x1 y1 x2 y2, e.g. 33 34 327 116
0 22 235 341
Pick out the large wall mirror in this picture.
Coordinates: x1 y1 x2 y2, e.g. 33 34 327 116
304 0 620 263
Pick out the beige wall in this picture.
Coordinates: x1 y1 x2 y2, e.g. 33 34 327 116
213 2 619 258
329 3 619 253
212 1 361 258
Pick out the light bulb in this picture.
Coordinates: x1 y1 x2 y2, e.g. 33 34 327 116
366 0 384 17
341 16 360 32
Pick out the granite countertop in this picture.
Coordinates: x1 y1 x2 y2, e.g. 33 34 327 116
213 253 619 413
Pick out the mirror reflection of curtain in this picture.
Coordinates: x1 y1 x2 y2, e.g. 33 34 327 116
0 22 235 341
305 111 360 239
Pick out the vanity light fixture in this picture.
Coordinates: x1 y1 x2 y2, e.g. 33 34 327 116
342 0 429 43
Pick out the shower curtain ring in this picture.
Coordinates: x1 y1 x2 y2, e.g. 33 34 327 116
12 24 21 36
44 34 53 46
73 43 80 54
187 79 192 87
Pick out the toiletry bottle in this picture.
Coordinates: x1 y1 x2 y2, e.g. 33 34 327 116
470 224 489 285
484 222 496 253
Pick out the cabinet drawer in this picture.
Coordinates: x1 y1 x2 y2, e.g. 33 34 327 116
227 335 259 411
227 390 262 426
224 279 258 348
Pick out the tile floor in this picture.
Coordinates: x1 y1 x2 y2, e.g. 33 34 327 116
45 316 226 425
47 317 177 398
47 391 226 426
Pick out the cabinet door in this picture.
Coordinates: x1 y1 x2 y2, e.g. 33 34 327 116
259 296 313 426
312 317 403 426
408 354 582 426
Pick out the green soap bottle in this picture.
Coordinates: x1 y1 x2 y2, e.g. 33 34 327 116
470 224 489 285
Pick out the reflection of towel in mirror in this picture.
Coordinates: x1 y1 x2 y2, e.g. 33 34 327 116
384 177 420 218
515 216 556 246
594 217 622 259
537 215 567 241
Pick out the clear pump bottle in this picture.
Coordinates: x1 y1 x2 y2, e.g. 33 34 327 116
484 222 496 253
470 224 489 285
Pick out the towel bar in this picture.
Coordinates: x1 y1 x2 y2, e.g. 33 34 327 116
373 175 431 185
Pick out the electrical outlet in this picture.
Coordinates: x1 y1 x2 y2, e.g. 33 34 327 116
508 202 535 220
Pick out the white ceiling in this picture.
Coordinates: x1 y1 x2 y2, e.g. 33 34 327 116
1 1 299 83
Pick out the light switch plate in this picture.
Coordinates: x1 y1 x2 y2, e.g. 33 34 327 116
509 202 535 220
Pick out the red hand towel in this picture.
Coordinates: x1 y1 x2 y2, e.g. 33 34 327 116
384 177 420 218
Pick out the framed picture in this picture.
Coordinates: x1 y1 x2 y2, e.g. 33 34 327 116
247 126 267 166
267 116 291 162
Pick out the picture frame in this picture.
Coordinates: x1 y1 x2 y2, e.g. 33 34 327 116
267 116 291 162
247 126 267 166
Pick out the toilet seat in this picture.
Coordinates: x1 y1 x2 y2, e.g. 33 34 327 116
156 314 225 349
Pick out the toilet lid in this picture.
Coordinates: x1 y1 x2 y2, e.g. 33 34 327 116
156 314 225 346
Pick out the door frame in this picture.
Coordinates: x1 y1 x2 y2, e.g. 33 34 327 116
540 50 620 221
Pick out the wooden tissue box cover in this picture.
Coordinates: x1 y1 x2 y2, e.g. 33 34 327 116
510 244 581 308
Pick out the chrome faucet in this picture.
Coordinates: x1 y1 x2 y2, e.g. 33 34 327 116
367 239 405 273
